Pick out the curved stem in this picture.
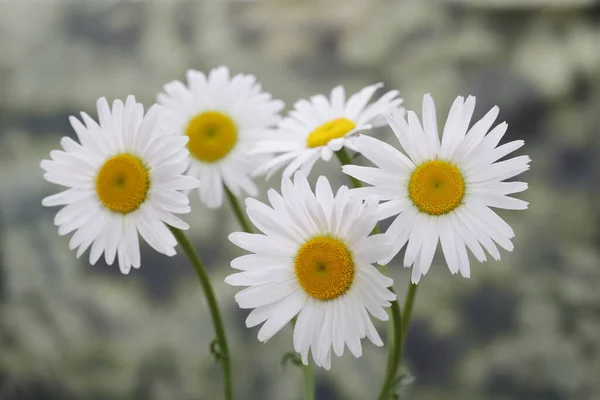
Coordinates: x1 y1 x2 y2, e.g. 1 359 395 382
225 185 253 233
302 359 315 400
335 148 363 188
169 227 233 400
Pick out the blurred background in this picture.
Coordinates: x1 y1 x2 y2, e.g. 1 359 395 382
1 0 600 399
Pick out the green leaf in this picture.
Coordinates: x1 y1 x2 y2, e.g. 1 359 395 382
281 352 303 368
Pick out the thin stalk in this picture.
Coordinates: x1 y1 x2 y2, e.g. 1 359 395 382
302 359 315 400
169 227 233 400
377 281 419 400
335 148 363 188
380 263 393 368
335 146 403 399
377 297 402 400
400 282 419 350
225 185 253 233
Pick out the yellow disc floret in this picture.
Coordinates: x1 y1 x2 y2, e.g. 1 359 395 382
408 160 465 215
294 236 355 301
306 117 356 148
185 111 238 163
96 153 150 214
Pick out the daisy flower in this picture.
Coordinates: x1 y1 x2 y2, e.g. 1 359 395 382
225 172 396 370
343 94 530 283
156 66 284 208
41 96 199 274
252 83 404 180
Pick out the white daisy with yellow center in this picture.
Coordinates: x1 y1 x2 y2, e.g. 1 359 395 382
157 66 284 208
225 172 396 370
343 94 530 283
41 96 199 274
252 84 404 180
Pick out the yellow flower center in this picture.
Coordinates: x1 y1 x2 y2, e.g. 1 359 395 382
306 117 356 148
294 236 355 301
185 111 238 163
96 153 150 214
408 160 465 215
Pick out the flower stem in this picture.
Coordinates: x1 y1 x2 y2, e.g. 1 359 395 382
335 148 363 188
224 185 253 233
377 281 419 400
400 283 419 349
377 295 402 400
336 146 404 398
169 227 233 400
302 359 315 400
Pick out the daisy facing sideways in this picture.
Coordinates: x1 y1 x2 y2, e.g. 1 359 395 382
225 172 396 370
252 83 404 180
343 94 530 283
41 96 199 274
157 66 284 208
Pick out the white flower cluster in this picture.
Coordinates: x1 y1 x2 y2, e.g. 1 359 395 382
42 66 529 371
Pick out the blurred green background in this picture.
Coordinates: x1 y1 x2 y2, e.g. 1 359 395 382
1 0 600 399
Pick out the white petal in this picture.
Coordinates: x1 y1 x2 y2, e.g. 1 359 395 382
345 83 383 120
256 290 306 342
417 216 438 276
245 198 302 246
354 234 392 263
234 279 298 309
407 110 430 161
403 213 428 268
342 165 401 188
282 150 319 180
198 168 224 209
379 206 418 265
449 212 486 263
440 96 466 159
315 175 335 226
454 106 499 164
230 254 292 271
228 232 296 257
293 300 317 362
377 198 412 220
330 85 346 114
386 108 422 164
421 94 441 154
355 134 415 174
225 268 294 286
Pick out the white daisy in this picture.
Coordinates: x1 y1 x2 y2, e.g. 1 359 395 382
156 66 284 209
252 83 404 180
41 96 199 274
343 94 530 284
225 172 396 370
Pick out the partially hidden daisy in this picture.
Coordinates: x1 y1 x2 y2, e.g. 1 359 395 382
41 96 199 274
252 83 404 180
343 94 530 283
157 66 284 209
225 172 396 370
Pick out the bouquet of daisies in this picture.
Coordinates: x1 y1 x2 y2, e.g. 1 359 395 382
41 66 529 400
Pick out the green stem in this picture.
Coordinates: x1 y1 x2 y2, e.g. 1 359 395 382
335 148 363 188
302 359 315 400
225 185 253 233
400 283 419 349
377 281 419 400
169 227 233 400
336 146 404 398
377 296 402 400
